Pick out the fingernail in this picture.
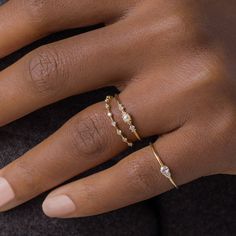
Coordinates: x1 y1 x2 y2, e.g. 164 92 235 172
0 177 15 208
42 195 76 218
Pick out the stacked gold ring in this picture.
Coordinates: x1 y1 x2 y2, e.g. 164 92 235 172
105 95 178 189
105 95 141 147
105 96 133 147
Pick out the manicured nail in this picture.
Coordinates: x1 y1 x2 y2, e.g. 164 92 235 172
0 177 15 208
42 195 76 218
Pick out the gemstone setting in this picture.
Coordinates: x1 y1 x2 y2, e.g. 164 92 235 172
122 112 131 123
160 166 171 178
129 125 136 132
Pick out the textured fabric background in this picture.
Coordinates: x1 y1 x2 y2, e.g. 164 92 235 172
0 0 235 235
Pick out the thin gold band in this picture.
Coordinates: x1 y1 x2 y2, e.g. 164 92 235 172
114 94 141 141
105 96 133 147
150 143 178 189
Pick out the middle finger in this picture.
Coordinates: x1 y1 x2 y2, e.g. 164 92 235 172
0 21 134 126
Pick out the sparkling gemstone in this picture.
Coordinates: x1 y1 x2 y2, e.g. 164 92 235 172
160 166 171 178
122 137 128 142
105 96 111 102
111 121 116 127
118 104 124 111
129 125 136 132
117 130 122 135
107 112 112 117
122 113 131 123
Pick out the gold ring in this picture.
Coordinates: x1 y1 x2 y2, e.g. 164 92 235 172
114 94 141 141
149 143 178 189
105 96 133 147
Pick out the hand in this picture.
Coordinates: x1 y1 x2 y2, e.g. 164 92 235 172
0 0 235 218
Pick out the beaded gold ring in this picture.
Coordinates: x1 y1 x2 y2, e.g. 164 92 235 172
105 96 133 147
114 94 141 141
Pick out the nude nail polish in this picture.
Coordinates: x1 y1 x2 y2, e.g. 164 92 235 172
42 195 76 218
0 177 15 208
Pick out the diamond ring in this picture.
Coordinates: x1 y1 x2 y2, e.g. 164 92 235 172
105 96 133 147
149 143 178 189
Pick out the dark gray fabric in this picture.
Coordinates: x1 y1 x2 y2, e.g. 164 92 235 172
157 175 236 236
0 0 235 235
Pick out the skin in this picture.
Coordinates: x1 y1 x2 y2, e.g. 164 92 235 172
0 0 235 218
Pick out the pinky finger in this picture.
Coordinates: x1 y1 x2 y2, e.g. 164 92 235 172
42 127 207 218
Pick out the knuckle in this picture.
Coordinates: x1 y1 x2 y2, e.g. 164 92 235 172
166 14 203 47
125 156 157 196
164 5 205 46
69 111 108 158
27 47 65 95
185 52 227 97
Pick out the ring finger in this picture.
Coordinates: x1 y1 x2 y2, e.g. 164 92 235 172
42 127 207 218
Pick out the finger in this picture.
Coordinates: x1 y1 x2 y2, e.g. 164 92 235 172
0 71 187 212
42 126 210 218
0 99 135 212
0 59 200 212
0 5 193 127
0 20 134 126
0 0 134 57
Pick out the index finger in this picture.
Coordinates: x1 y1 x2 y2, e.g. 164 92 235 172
0 0 133 57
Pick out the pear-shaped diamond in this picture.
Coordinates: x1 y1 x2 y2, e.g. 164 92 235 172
160 166 171 178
